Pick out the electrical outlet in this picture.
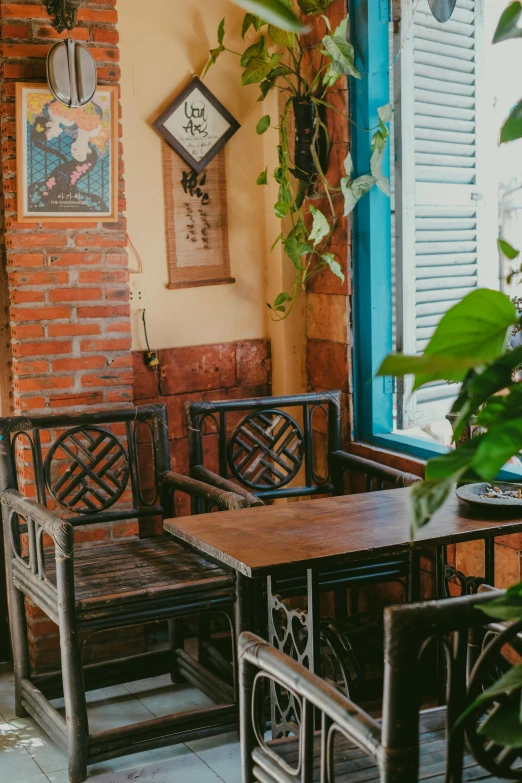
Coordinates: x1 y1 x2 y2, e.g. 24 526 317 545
130 274 147 310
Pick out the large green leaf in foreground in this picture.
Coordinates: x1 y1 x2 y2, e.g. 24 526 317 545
229 0 306 31
378 289 517 390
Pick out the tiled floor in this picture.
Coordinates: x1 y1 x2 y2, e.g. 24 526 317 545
0 670 241 783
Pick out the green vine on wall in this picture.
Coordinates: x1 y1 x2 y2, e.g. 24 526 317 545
205 0 391 320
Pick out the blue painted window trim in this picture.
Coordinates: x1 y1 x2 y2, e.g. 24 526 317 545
349 0 522 479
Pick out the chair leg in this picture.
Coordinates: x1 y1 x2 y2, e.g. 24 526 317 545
168 619 185 684
59 618 88 783
8 584 30 718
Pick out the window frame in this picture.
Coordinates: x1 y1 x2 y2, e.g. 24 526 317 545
349 0 521 476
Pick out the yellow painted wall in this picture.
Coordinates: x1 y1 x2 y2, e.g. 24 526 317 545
119 0 272 352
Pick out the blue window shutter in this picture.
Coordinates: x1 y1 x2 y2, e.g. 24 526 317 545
393 0 496 429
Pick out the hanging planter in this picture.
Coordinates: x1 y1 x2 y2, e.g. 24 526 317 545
292 96 329 183
428 0 457 23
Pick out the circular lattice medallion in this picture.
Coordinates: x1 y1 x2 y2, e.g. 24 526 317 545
228 410 304 490
44 426 130 513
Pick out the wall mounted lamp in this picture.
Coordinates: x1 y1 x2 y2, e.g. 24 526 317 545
45 0 81 33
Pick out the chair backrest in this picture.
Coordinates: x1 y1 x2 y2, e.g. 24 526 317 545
0 404 173 527
186 391 343 501
240 590 521 783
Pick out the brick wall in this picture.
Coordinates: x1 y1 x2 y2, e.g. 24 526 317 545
133 338 272 526
0 0 134 671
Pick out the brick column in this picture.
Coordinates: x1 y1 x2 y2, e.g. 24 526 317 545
1 0 131 419
0 0 133 672
302 2 352 447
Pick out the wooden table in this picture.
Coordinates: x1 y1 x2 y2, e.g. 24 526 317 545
164 487 522 734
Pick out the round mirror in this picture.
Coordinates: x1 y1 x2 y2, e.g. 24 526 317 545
47 37 97 108
428 0 457 23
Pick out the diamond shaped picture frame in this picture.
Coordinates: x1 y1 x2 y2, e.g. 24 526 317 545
153 76 240 174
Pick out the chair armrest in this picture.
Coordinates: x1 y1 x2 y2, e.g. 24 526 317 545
160 471 260 511
331 450 423 487
1 488 74 560
239 632 382 768
191 466 264 508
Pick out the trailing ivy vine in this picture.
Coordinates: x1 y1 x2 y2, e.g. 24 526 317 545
205 0 391 320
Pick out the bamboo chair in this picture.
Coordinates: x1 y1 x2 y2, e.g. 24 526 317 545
239 590 520 783
0 404 249 783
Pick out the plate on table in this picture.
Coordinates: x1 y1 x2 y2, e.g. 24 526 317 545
457 483 522 514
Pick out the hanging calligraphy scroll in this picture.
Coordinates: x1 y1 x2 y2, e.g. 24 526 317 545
162 143 234 289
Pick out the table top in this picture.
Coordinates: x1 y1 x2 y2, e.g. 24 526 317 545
164 488 522 577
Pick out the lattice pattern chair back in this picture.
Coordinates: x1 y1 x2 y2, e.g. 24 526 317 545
186 392 344 503
240 590 521 783
0 404 173 527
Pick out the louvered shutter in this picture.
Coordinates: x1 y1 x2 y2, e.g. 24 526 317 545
393 0 497 429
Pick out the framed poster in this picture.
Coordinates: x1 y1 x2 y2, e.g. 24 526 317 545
16 83 119 223
154 76 240 174
162 143 234 289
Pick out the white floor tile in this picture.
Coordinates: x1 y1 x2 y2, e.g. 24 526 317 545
188 732 241 783
9 716 68 774
0 733 48 782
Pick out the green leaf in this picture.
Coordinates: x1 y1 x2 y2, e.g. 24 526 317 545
284 225 312 268
274 291 292 307
499 238 520 260
308 205 330 246
321 13 332 30
270 232 283 251
241 36 268 66
450 346 522 441
478 701 522 748
256 114 271 134
258 80 272 100
370 130 390 196
377 103 393 124
378 290 517 390
480 583 522 620
321 252 344 283
472 418 522 481
203 44 225 76
322 63 341 88
242 53 281 85
268 24 295 47
231 0 307 32
493 1 522 43
410 478 455 537
341 174 377 216
217 17 226 44
456 663 522 729
274 180 293 217
241 13 261 37
322 18 360 79
344 152 354 179
424 437 482 482
257 167 268 185
501 100 522 144
298 0 334 14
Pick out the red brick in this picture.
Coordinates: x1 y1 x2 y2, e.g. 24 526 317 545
7 233 68 249
77 304 129 318
15 376 73 392
48 323 101 337
236 339 271 387
106 287 129 301
106 389 133 403
306 339 349 391
112 522 139 538
78 8 118 22
74 234 126 248
47 252 102 266
92 28 119 44
35 25 89 41
81 337 131 353
13 360 49 376
7 253 44 267
81 372 132 387
159 343 237 396
52 356 107 372
15 396 45 411
1 22 31 38
48 391 103 408
49 287 102 302
107 253 127 265
10 289 45 304
107 321 130 333
11 306 70 322
2 43 51 58
9 270 68 286
11 324 44 339
1 5 50 20
12 340 71 358
78 269 129 284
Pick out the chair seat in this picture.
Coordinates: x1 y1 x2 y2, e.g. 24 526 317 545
43 537 235 622
263 708 501 782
